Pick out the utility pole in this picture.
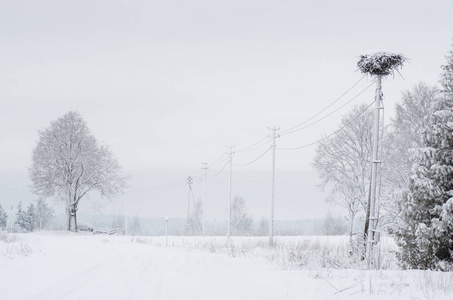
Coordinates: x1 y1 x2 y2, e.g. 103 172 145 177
165 216 168 247
227 146 234 240
186 176 193 235
9 205 13 237
366 74 383 269
124 188 128 235
201 163 209 237
269 126 280 246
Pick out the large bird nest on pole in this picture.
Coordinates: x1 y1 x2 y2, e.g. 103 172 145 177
357 51 406 76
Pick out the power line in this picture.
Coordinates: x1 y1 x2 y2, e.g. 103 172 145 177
139 182 186 192
209 152 228 166
193 169 204 179
129 75 374 210
235 138 270 153
235 135 269 153
188 168 204 186
281 80 375 136
208 178 269 187
277 100 376 151
209 178 307 187
193 173 204 187
280 74 367 134
208 160 229 178
234 146 272 166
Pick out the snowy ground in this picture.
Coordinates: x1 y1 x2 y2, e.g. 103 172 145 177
1 232 453 300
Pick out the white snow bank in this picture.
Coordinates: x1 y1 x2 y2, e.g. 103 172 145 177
0 232 452 300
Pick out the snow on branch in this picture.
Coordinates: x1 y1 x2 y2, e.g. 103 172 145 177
357 51 406 76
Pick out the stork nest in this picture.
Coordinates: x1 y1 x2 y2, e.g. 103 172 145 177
357 52 406 76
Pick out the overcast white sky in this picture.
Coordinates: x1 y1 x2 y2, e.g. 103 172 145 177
1 0 453 223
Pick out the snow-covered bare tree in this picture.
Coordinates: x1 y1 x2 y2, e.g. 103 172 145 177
392 47 453 270
187 199 203 235
231 196 253 236
111 214 125 231
0 204 7 230
35 199 54 230
128 215 142 236
255 217 268 236
320 211 348 236
313 104 374 238
29 111 126 231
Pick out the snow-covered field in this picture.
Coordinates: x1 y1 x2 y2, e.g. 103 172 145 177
1 232 452 300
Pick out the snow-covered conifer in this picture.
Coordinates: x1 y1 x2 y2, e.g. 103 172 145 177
15 202 28 232
393 46 453 270
0 204 7 230
382 83 438 225
25 203 36 232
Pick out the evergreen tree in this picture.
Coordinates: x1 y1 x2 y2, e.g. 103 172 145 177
0 204 7 230
15 202 27 232
382 83 438 226
393 46 453 270
26 203 36 232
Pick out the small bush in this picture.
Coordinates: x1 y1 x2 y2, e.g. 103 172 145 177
0 232 34 257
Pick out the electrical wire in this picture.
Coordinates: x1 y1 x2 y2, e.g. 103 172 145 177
234 146 272 166
236 138 270 153
142 76 373 194
280 75 367 134
208 160 229 178
235 135 269 153
277 100 376 151
194 173 204 187
188 170 203 185
280 74 367 134
209 179 268 187
144 182 186 192
209 152 228 166
281 80 375 136
208 178 269 187
190 188 196 206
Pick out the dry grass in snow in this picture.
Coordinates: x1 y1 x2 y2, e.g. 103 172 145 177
1 232 452 300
